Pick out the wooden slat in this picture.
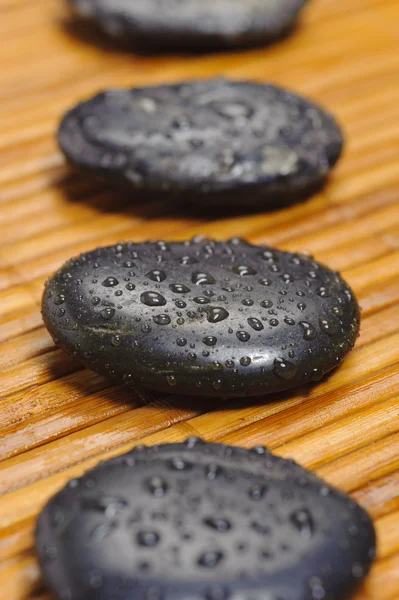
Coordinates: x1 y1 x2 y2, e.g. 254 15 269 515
0 0 398 598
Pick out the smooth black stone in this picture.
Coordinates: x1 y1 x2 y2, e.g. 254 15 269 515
36 441 376 600
58 79 343 209
68 0 309 52
41 238 360 398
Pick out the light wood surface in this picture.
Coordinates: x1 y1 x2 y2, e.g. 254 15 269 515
0 0 399 598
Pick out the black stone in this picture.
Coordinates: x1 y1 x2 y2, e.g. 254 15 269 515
58 79 343 209
36 441 376 600
68 0 309 52
41 238 360 397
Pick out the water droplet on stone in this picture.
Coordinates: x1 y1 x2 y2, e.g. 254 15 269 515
261 250 278 262
100 308 115 320
91 520 119 544
300 322 317 340
297 302 307 311
205 307 229 323
233 265 257 277
166 375 177 386
141 291 166 307
81 495 128 517
153 314 171 326
273 358 298 380
186 436 204 448
206 464 222 480
177 338 187 346
198 551 224 568
212 100 254 120
194 296 210 304
146 477 168 497
111 335 121 347
54 294 66 305
126 283 135 291
192 272 216 285
320 318 339 336
203 336 217 346
91 296 101 306
170 283 190 294
251 446 267 456
317 286 331 298
203 517 232 532
242 298 254 306
236 331 250 342
261 300 273 309
248 318 264 331
137 530 160 547
169 457 192 471
240 356 251 367
102 277 119 287
146 270 166 283
290 508 314 538
212 361 223 371
181 256 198 266
248 484 268 500
259 278 272 286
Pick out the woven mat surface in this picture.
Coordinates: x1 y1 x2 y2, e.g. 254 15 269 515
0 0 398 597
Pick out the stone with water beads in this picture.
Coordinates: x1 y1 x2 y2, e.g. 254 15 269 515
36 440 376 600
41 237 360 397
58 79 343 209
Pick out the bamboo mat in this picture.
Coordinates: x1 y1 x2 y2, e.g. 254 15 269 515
1 0 399 598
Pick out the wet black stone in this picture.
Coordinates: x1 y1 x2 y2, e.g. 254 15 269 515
41 238 360 398
68 0 309 52
58 79 343 209
36 441 376 600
